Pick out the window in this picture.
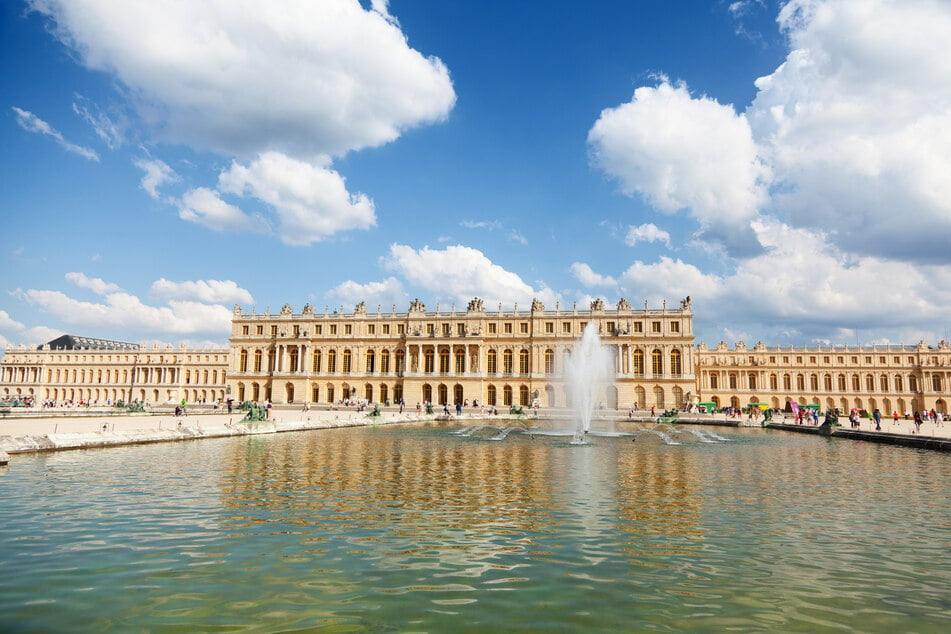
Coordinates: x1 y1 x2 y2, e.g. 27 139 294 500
242 325 249 335
293 325 300 337
519 350 529 375
749 373 757 390
330 325 337 335
770 374 778 390
239 349 248 372
633 350 644 375
367 324 375 335
852 375 860 391
652 321 661 333
729 373 737 389
442 323 450 336
488 323 497 334
520 322 529 334
439 349 450 373
457 323 465 336
289 349 299 372
796 374 805 391
487 350 497 374
503 349 514 374
345 324 352 335
563 322 571 333
909 375 918 392
880 375 888 391
327 350 337 373
504 323 513 334
427 324 435 336
866 375 874 391
395 350 405 374
455 350 465 373
380 350 390 374
783 374 791 390
710 374 718 389
271 325 278 336
810 356 817 364
424 350 434 373
545 322 554 334
606 321 615 334
315 325 322 335
544 349 555 374
824 375 832 390
312 350 321 373
671 322 680 333
253 350 262 372
342 350 352 374
933 375 942 391
382 324 390 335
895 376 903 391
670 349 682 376
633 322 643 333
256 325 264 335
397 324 405 335
651 349 663 376
838 375 846 391
365 350 375 373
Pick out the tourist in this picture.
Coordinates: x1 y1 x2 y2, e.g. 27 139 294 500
914 411 922 433
873 409 882 431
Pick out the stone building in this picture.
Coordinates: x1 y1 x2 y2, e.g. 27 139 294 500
3 297 949 415
0 334 228 406
227 297 696 410
695 339 951 416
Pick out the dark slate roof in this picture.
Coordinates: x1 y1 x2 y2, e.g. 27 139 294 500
45 335 140 351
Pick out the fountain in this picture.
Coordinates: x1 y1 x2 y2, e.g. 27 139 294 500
564 321 615 443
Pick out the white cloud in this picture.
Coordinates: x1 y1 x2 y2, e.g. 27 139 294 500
150 279 253 304
624 223 671 247
134 158 178 199
0 310 25 331
20 288 232 336
178 187 268 234
570 262 617 288
72 95 125 149
65 272 121 295
325 277 406 310
747 0 951 261
218 151 376 245
588 79 769 255
29 0 455 159
461 220 503 231
12 106 100 161
381 244 557 308
507 230 528 245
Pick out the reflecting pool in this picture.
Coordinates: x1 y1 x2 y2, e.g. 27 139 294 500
2 423 950 632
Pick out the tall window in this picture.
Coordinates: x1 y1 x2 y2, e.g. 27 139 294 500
770 374 778 390
289 348 299 372
783 374 791 390
880 375 889 391
328 350 337 373
395 350 405 374
424 350 434 373
254 350 262 372
343 349 352 374
932 375 942 391
365 350 375 373
455 350 465 374
810 374 818 391
670 349 682 376
544 349 555 375
749 373 757 390
838 374 846 391
267 349 276 372
439 349 450 373
796 374 805 391
710 373 719 389
239 349 248 372
651 349 663 376
380 349 390 374
487 350 498 374
503 349 514 374
312 350 321 373
633 350 644 376
824 374 832 390
519 349 529 375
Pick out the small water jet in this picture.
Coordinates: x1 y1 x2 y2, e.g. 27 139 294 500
564 321 616 443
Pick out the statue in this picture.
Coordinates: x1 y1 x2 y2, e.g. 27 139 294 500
354 301 367 315
409 298 426 313
467 297 485 313
280 303 293 316
531 298 544 312
590 298 605 312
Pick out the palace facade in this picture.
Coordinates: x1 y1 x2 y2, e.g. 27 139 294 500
2 298 949 414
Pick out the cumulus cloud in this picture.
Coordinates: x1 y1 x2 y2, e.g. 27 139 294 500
747 0 951 261
0 310 25 331
217 151 376 245
624 223 671 247
570 262 617 288
178 187 268 234
381 244 558 308
150 279 253 304
29 0 455 159
12 106 99 161
325 277 407 310
134 158 178 199
65 272 121 295
19 288 233 336
588 79 769 256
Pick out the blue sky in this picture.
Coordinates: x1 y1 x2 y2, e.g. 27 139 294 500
3 0 951 353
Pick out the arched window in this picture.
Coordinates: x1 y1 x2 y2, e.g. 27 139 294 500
503 349 514 374
424 350 434 374
880 374 889 391
366 350 375 373
670 349 682 376
796 374 805 391
632 350 644 376
544 349 555 375
519 350 529 375
267 349 276 372
770 374 778 390
710 373 719 389
439 349 450 373
455 350 465 373
810 374 818 391
503 385 513 406
519 385 530 405
838 374 846 391
824 374 832 391
487 384 497 406
342 349 352 374
653 386 665 408
932 375 942 392
312 350 321 373
866 374 874 391
327 350 337 373
895 375 903 392
783 374 791 390
487 350 498 374
380 349 390 374
239 349 248 372
852 374 860 391
395 350 405 374
651 349 663 376
748 373 757 390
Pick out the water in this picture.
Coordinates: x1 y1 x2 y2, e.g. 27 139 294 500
2 424 950 632
564 321 615 441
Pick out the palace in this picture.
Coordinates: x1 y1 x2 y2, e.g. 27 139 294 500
2 297 949 414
